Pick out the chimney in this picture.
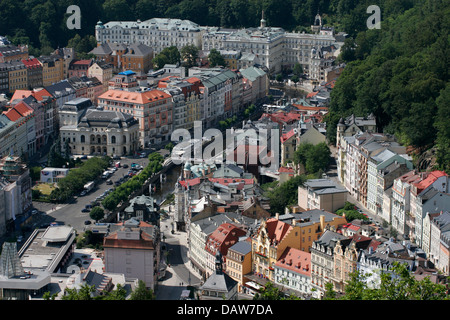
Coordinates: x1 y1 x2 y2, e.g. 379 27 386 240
320 215 325 231
275 212 279 220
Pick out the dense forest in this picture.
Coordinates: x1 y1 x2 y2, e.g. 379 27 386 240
325 0 449 172
1 0 385 56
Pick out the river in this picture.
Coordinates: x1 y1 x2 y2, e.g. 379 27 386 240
146 164 182 204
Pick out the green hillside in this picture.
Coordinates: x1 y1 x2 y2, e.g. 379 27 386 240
325 0 449 172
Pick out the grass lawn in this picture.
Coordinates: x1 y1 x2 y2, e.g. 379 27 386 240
34 183 56 196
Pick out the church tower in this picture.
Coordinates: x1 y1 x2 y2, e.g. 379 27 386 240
260 10 267 28
311 10 322 33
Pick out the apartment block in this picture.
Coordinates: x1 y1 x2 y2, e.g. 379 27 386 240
298 178 348 213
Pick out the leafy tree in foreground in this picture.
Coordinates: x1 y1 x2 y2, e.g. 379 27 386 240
129 280 155 300
180 44 199 69
208 48 226 67
90 206 105 222
253 282 300 300
326 262 449 300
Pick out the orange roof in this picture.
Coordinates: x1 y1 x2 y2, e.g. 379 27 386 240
32 88 53 101
413 171 447 192
4 101 33 121
99 89 171 104
11 88 53 102
4 108 23 121
21 58 41 68
280 128 296 143
306 91 318 98
278 167 294 174
265 218 292 245
72 59 92 65
292 104 328 112
186 77 202 84
13 101 33 116
275 247 311 276
11 90 32 101
205 223 246 255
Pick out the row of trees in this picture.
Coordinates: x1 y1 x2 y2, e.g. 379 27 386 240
44 279 155 300
49 156 111 203
254 262 449 300
101 152 164 211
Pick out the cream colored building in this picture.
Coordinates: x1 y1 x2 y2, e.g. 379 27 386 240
298 179 348 213
59 98 139 156
226 240 252 293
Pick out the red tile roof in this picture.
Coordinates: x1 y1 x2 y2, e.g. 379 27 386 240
292 104 329 112
205 223 246 255
99 89 171 104
275 247 311 276
306 91 318 98
413 170 447 192
265 218 292 245
21 58 41 68
4 108 23 122
13 101 34 116
280 128 296 144
10 90 32 101
278 167 294 174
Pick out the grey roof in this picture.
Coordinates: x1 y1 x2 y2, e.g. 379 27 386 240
84 269 111 291
60 97 93 112
45 80 76 97
278 209 342 227
304 178 339 189
304 179 347 194
433 211 450 229
123 43 153 57
314 229 347 247
102 18 201 31
78 108 138 128
239 66 266 82
192 212 259 235
228 240 251 255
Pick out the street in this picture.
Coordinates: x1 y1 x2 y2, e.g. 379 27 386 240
156 214 202 300
32 155 151 233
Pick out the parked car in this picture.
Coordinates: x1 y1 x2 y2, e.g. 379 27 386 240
84 220 92 225
80 190 87 196
80 155 88 160
106 179 113 185
81 208 90 213
123 164 129 168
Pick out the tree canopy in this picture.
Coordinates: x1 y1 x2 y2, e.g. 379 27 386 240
208 48 226 68
325 0 449 171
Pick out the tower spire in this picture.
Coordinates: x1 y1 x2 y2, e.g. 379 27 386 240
260 10 266 28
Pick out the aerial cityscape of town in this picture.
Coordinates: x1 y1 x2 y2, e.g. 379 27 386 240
0 0 448 305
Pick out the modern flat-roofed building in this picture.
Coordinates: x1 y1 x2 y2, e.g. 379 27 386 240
298 178 348 212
